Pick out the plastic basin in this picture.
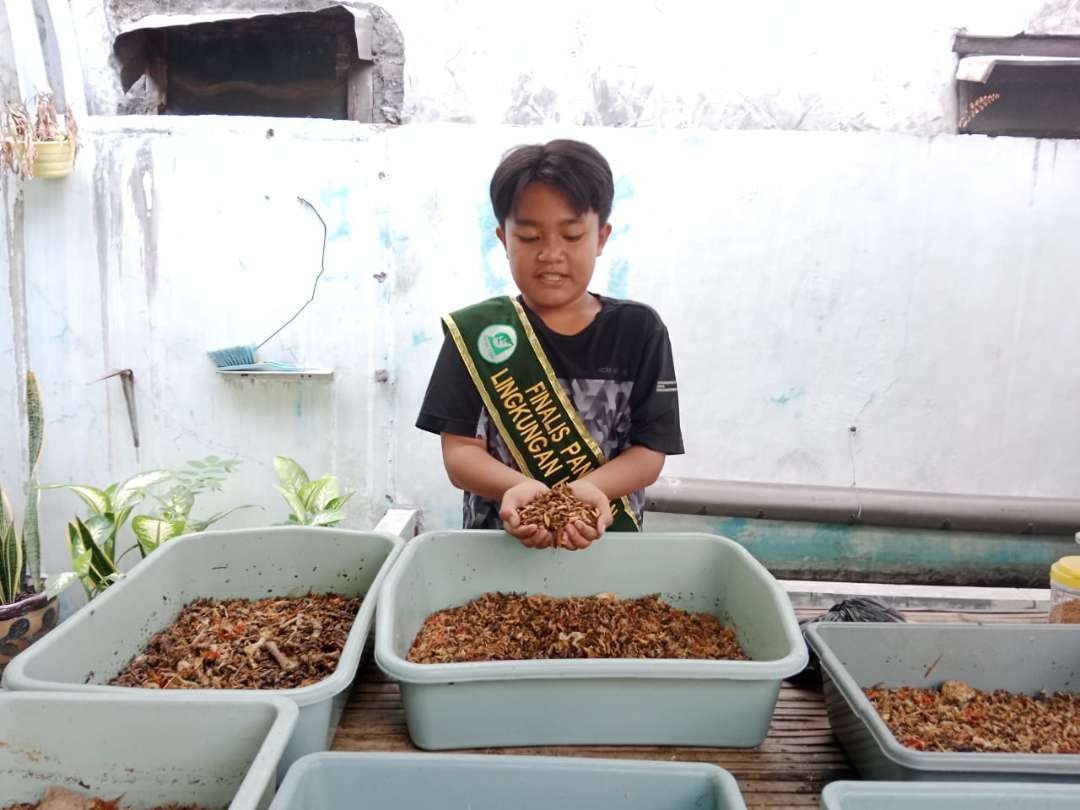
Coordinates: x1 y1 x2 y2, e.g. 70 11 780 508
805 622 1080 781
821 780 1080 808
0 691 296 809
270 752 748 809
376 530 807 749
2 527 403 781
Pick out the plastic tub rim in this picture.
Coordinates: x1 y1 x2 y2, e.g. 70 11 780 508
821 779 1080 803
274 750 745 806
3 526 404 707
0 689 299 809
806 621 1080 775
375 530 809 684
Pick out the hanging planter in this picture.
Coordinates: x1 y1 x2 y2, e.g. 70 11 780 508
1 93 79 180
26 137 76 179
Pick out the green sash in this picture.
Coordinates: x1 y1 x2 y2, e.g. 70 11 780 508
443 295 639 532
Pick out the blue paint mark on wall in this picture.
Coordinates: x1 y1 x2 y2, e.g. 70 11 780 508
319 187 351 240
769 386 806 406
478 203 508 294
378 224 393 251
412 329 433 347
613 176 635 204
608 256 630 298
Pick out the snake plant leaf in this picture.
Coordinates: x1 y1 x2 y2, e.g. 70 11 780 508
0 488 23 605
23 372 43 590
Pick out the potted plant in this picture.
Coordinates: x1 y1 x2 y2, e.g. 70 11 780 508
0 93 79 180
0 373 69 675
49 456 256 601
273 455 354 526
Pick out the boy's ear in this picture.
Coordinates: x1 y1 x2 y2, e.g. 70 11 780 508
596 222 613 255
496 225 507 253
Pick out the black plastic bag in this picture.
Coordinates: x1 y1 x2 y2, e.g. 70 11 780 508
787 597 905 688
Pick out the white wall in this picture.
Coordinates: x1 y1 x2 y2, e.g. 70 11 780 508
2 1 1080 579
2 116 1079 578
77 0 1077 132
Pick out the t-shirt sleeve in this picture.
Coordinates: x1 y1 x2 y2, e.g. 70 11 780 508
415 332 484 437
628 313 684 455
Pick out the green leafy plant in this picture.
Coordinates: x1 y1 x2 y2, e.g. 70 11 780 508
273 456 353 527
0 372 51 605
132 456 253 557
49 456 254 600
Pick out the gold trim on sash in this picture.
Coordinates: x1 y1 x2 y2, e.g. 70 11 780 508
441 314 532 475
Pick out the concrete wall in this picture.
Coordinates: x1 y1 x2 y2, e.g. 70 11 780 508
2 1 1080 581
2 117 1079 579
66 0 1080 132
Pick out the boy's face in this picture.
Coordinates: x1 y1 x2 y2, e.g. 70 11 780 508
496 181 611 313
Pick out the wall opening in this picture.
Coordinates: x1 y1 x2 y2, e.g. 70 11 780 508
112 5 400 122
954 34 1080 138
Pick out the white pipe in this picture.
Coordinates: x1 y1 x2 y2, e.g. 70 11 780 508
644 476 1080 535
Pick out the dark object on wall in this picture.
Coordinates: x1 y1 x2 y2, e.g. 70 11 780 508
113 6 375 121
954 34 1080 139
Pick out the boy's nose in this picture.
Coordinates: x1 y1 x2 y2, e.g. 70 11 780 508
537 241 565 262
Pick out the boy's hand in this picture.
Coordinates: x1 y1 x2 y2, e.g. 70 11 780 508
561 479 614 550
500 479 555 549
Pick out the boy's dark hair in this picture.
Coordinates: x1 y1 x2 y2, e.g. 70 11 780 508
490 139 614 227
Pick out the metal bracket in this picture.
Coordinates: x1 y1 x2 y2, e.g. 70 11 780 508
94 368 139 449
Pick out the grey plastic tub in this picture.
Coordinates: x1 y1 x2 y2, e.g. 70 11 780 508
0 691 296 809
270 752 748 809
821 780 1080 808
3 526 403 780
805 622 1080 781
376 530 807 749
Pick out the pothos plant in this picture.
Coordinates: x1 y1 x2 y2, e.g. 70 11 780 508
273 456 353 526
49 456 256 600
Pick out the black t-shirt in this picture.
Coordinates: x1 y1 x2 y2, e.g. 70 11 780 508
417 294 684 528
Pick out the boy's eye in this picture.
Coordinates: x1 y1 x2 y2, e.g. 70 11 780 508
516 234 539 243
564 233 584 242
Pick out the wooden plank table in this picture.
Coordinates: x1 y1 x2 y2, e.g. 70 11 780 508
331 608 1046 808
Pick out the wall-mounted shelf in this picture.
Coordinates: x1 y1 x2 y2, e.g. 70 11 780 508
216 368 334 379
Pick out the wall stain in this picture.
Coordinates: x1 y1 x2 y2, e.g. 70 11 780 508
129 142 158 300
478 202 507 294
769 386 805 405
319 186 351 240
608 256 630 298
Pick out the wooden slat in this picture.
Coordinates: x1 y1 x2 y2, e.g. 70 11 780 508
331 607 1045 807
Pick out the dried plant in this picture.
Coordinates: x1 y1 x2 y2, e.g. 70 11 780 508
959 92 1002 130
0 93 79 179
517 483 600 545
408 592 749 663
866 680 1080 753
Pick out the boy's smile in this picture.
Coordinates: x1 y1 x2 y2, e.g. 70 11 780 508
496 181 612 327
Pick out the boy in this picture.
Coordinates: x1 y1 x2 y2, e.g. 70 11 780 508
416 139 683 549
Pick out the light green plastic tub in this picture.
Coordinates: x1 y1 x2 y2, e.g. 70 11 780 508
0 691 296 809
3 527 403 781
271 752 748 809
806 623 1080 781
376 530 807 749
821 780 1080 808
